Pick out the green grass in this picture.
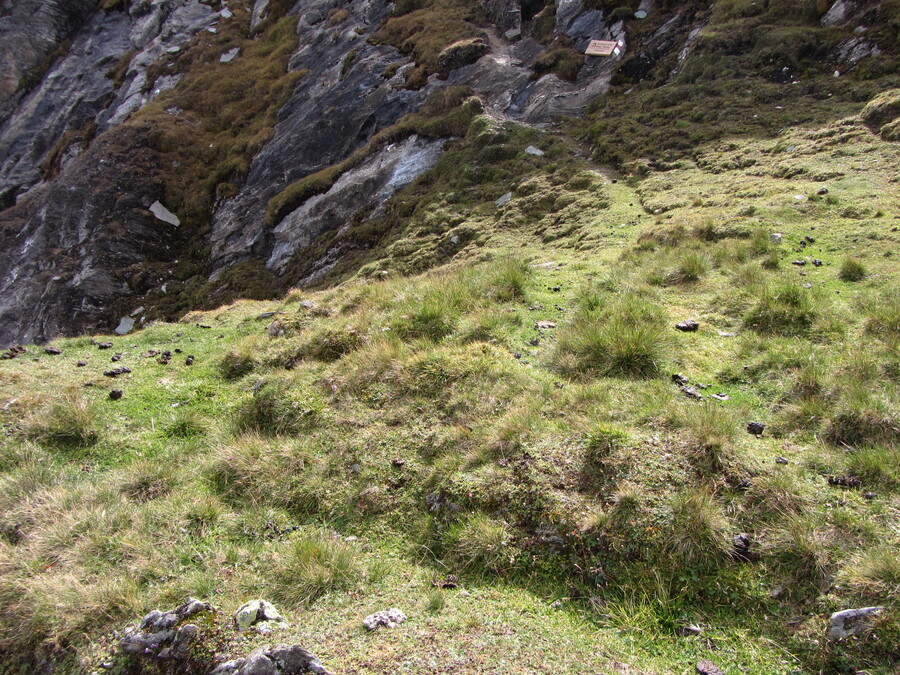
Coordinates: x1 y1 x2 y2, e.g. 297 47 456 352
1 5 900 671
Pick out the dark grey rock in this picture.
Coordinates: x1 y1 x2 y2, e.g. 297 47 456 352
746 422 765 435
103 366 130 377
44 346 62 355
672 373 689 386
109 389 123 400
675 320 699 332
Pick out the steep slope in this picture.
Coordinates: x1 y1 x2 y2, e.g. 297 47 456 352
2 0 893 345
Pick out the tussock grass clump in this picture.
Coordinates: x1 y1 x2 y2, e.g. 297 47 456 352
120 461 178 502
846 446 900 486
232 378 324 436
206 434 323 512
271 529 363 605
219 346 258 380
554 293 669 378
445 513 514 575
744 280 816 336
865 290 900 338
667 251 710 284
26 394 99 449
824 396 900 447
488 257 532 302
303 325 365 362
164 409 206 439
674 402 737 473
769 514 831 586
838 257 868 282
666 491 731 567
842 544 900 601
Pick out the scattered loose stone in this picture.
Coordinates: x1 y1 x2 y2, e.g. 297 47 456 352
1 345 26 359
103 366 131 377
120 598 213 659
210 644 330 675
298 300 316 310
681 385 703 400
775 456 789 465
525 145 545 156
828 474 862 488
44 346 62 355
257 311 278 320
392 458 405 468
746 422 765 435
672 373 689 386
495 192 512 207
267 320 286 338
827 607 885 641
76 360 87 367
696 660 725 675
804 235 816 243
731 533 751 560
535 320 557 330
434 574 459 589
679 624 703 636
185 355 195 366
818 187 829 195
220 47 240 63
109 389 123 400
111 354 122 362
97 341 114 350
770 233 783 244
812 258 823 267
675 320 699 332
362 608 406 631
234 600 289 634
863 491 876 500
791 259 807 266
711 393 730 401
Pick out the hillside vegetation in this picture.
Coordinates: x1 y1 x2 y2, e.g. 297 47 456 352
0 0 899 673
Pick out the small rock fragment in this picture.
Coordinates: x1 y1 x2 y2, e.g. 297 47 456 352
746 421 765 435
185 355 194 366
696 660 725 675
535 320 557 330
44 346 62 355
681 385 703 400
775 456 789 465
97 342 114 350
525 145 545 156
679 624 703 636
76 360 87 367
791 259 807 266
109 389 123 401
495 192 512 207
675 320 700 332
362 608 406 631
672 373 689 386
103 367 131 377
770 233 783 244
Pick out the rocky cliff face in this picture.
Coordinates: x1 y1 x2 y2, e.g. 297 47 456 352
0 0 894 343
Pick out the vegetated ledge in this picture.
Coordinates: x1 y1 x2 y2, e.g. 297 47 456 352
265 86 483 227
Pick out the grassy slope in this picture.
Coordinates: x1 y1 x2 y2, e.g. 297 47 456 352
1 103 898 673
2 1 900 673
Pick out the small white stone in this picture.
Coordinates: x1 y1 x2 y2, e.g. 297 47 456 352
220 47 240 63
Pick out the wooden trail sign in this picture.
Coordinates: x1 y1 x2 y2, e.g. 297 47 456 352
585 39 623 57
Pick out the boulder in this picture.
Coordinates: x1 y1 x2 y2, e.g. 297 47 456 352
234 600 290 634
827 607 885 640
210 644 330 675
